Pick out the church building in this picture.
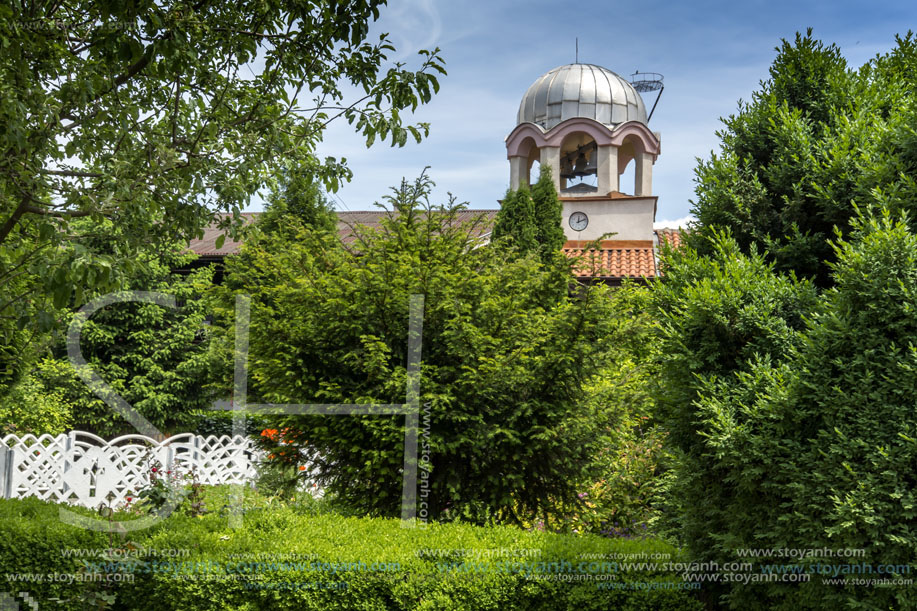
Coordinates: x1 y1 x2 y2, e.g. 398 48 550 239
506 62 677 282
187 62 680 282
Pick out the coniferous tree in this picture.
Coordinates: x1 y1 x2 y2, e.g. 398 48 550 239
257 168 338 236
690 30 917 286
531 165 566 257
31 223 217 438
218 174 618 523
492 187 538 254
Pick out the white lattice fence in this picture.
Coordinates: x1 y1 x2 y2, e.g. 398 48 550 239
0 431 262 508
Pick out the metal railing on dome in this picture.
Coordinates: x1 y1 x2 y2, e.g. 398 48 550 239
629 72 665 122
629 72 664 92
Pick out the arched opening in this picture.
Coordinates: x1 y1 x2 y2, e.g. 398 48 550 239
558 131 598 194
616 135 647 195
618 157 635 196
528 158 541 185
506 135 539 190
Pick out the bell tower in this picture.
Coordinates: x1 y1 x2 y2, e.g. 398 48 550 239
504 64 662 244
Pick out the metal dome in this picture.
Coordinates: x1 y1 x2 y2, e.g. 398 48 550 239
517 64 647 130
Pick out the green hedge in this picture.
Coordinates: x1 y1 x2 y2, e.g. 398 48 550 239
0 497 115 605
0 496 702 610
654 216 917 610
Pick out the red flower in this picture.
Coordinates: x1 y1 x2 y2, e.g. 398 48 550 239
151 467 158 473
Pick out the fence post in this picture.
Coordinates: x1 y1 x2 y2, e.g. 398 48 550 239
62 432 74 499
235 436 245 485
0 445 14 499
192 435 200 468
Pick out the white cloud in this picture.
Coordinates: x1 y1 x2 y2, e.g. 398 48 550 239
654 215 696 230
373 0 443 61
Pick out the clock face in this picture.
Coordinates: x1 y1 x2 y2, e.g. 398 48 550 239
569 211 589 231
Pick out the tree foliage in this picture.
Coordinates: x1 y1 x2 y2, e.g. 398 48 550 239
256 164 337 236
660 31 917 608
655 213 917 609
492 187 537 254
214 174 619 524
653 232 818 566
539 284 672 537
34 228 217 437
0 372 72 436
690 29 917 285
0 1 445 391
530 165 567 256
493 167 566 262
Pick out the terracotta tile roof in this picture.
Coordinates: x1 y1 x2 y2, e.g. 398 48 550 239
655 227 683 249
564 244 657 279
562 229 683 280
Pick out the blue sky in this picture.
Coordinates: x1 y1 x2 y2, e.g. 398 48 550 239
296 0 916 227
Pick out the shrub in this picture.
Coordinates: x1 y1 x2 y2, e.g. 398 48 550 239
33 246 217 438
656 214 917 609
0 369 72 436
190 410 262 438
0 494 703 611
529 284 673 539
578 422 672 539
652 230 819 603
734 214 917 610
689 32 917 286
213 175 620 524
581 284 673 539
0 497 116 604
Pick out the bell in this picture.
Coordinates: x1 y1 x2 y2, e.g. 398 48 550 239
560 157 575 179
584 152 597 175
573 152 589 177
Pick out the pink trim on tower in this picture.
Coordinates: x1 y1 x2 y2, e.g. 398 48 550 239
504 117 660 158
